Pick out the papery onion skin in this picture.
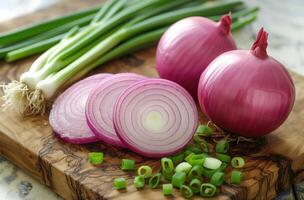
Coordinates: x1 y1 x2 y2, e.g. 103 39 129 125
86 73 146 148
156 15 236 98
49 73 112 144
198 28 295 137
113 79 198 158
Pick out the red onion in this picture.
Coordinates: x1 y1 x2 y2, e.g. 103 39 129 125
113 79 198 158
86 73 146 148
49 74 112 144
198 28 295 137
156 15 236 98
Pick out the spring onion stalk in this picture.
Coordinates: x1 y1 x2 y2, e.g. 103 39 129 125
189 179 202 194
2 0 258 116
175 162 192 174
186 144 203 154
148 173 161 189
231 157 245 168
188 165 203 180
137 166 152 179
203 157 222 170
216 153 231 163
114 177 127 190
134 176 145 189
172 171 186 188
231 170 243 184
121 159 135 171
161 157 174 180
196 125 213 136
170 152 185 165
215 140 230 153
162 184 173 196
180 185 193 199
217 162 228 172
88 152 104 165
210 172 225 186
202 168 217 178
187 154 207 166
200 183 217 197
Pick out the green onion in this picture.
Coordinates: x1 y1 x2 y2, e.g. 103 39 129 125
200 183 217 197
186 144 203 154
161 157 174 180
199 140 209 153
134 176 145 189
170 152 185 165
189 178 202 194
175 162 192 174
231 170 243 184
172 171 186 189
186 154 206 166
148 173 161 189
231 157 245 168
188 165 203 180
203 157 222 170
121 159 135 171
180 185 193 199
215 140 229 153
88 152 104 165
114 177 127 190
217 162 228 172
162 184 173 196
216 153 231 163
202 168 217 178
210 171 225 186
137 165 152 179
195 125 213 136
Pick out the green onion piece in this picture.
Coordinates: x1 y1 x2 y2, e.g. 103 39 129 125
202 168 217 178
162 184 173 196
215 140 229 153
231 170 243 184
88 152 104 165
185 153 195 163
134 176 145 189
217 162 228 172
200 183 217 197
170 152 185 165
187 154 206 166
161 157 174 180
203 157 222 170
184 150 193 156
210 171 225 186
186 144 203 154
188 165 203 180
196 125 213 136
113 177 127 190
189 179 202 194
149 173 161 189
171 171 186 188
216 153 231 163
180 185 193 199
121 159 135 171
138 165 152 179
175 162 192 174
231 157 245 168
199 140 209 153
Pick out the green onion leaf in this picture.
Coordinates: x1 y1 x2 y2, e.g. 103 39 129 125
200 183 217 197
188 165 204 180
149 173 161 189
162 184 173 196
196 125 213 136
189 178 202 194
210 171 225 186
121 159 135 171
231 170 243 184
114 177 127 190
215 139 229 153
172 171 186 189
231 157 245 168
161 157 174 180
216 153 231 163
134 176 145 189
88 152 104 165
175 162 192 174
137 165 152 179
180 185 193 199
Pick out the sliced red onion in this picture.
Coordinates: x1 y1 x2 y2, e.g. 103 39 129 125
49 74 112 144
86 73 146 148
113 79 198 158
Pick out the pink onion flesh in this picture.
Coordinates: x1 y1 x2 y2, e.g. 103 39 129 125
198 28 295 137
86 73 146 148
156 15 236 98
113 79 198 158
49 73 112 144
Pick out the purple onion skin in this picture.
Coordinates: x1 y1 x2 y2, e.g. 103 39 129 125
198 29 295 137
156 15 236 99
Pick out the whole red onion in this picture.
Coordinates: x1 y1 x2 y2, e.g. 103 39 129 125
156 15 236 98
198 28 295 137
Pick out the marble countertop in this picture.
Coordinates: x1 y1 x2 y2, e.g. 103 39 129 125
0 0 303 199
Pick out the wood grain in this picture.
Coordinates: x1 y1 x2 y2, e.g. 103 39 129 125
0 0 303 200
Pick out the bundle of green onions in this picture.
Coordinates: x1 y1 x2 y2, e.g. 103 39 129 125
1 0 258 116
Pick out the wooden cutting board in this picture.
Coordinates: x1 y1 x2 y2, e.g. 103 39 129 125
0 0 303 200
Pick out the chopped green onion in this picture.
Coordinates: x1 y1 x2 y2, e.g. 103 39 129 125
137 165 152 179
161 157 174 180
196 125 213 136
200 183 217 197
175 162 192 174
231 157 245 168
189 178 202 194
170 152 185 165
184 150 193 156
215 139 229 153
172 171 186 188
188 165 203 180
113 177 127 190
149 173 161 189
210 171 225 186
134 176 145 189
203 157 222 170
217 162 228 172
186 154 206 166
231 170 243 184
199 140 209 153
121 159 135 171
162 184 173 196
180 185 193 199
88 152 104 165
216 153 231 163
186 144 203 154
202 168 217 178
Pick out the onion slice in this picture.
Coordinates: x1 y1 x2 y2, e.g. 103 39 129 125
49 74 112 144
86 73 146 148
113 79 198 158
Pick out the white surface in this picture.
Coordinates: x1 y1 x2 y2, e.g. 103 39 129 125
0 0 303 199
